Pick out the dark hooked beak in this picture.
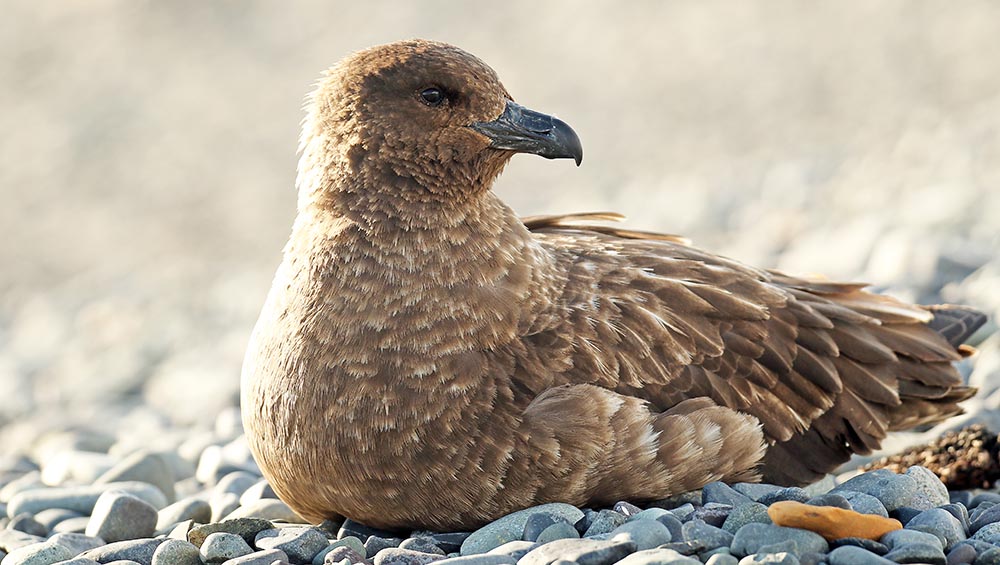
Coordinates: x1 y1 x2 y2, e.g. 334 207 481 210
470 101 583 166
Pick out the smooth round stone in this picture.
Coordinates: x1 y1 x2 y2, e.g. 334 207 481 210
689 506 732 528
95 451 176 504
829 538 887 555
890 507 923 525
188 519 273 548
970 494 1000 508
523 515 562 542
738 552 799 564
50 558 103 565
535 523 580 545
3 540 75 565
238 482 278 507
827 546 894 565
613 548 700 565
681 519 733 551
835 491 889 517
832 470 926 512
211 473 260 509
907 508 966 550
35 509 86 531
336 519 399 542
150 539 202 565
939 503 970 531
53 517 91 535
976 547 1000 565
201 533 254 563
254 528 329 564
0 472 44 504
904 467 949 507
757 488 809 506
319 546 364 565
517 538 636 565
582 511 627 538
373 549 446 565
224 500 304 523
48 533 106 555
9 513 48 537
730 524 828 558
610 519 672 550
625 509 670 524
654 513 683 542
969 504 1000 534
399 538 446 557
484 541 536 560
705 553 738 565
945 543 977 565
460 504 584 555
86 491 158 543
156 498 212 533
314 537 366 564
430 556 516 565
210 493 241 523
365 537 404 558
732 484 783 502
882 528 944 550
721 503 771 534
972 523 1000 544
950 492 974 508
81 539 169 565
882 543 946 564
805 494 851 510
220 549 289 565
702 483 752 507
420 534 470 555
7 483 167 518
669 505 695 522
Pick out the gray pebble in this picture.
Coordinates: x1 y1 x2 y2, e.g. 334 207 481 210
365 538 403 558
732 484 783 502
610 519 672 550
2 540 75 565
721 503 771 534
188 519 273 548
977 547 1000 565
730 524 828 558
95 452 176 504
223 500 303 523
237 482 277 508
319 546 363 565
9 513 48 537
705 554 738 565
535 523 580 545
681 519 732 551
829 538 886 555
314 538 366 564
832 470 923 512
656 541 705 556
624 509 670 524
431 556 515 565
689 506 731 528
882 528 944 550
35 510 86 532
523 514 561 542
668 505 695 522
737 552 799 564
969 504 1000 534
757 489 809 506
459 504 583 556
50 559 103 565
49 533 106 555
955 539 994 554
81 539 168 565
517 538 636 565
399 538 445 557
883 542 946 564
654 513 682 542
582 511 626 538
52 518 91 535
201 533 253 563
156 498 212 534
805 494 851 510
0 530 46 552
86 491 158 543
254 528 329 564
702 483 752 507
827 546 894 565
905 466 950 507
835 491 889 517
971 494 1000 508
210 494 241 524
150 539 202 565
613 548 700 564
485 541 536 560
221 549 289 565
7 483 167 518
939 503 970 532
946 543 977 565
972 523 1000 544
892 506 923 525
211 473 260 512
373 549 445 565
419 534 469 555
907 508 966 550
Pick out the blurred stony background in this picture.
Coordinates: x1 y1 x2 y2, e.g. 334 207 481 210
1 1 998 466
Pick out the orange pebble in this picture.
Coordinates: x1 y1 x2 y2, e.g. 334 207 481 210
767 500 902 541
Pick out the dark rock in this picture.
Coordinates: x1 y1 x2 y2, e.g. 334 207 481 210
399 538 445 556
653 514 682 542
365 538 403 558
701 483 751 507
890 507 923 525
254 528 330 565
688 506 730 528
372 549 445 565
517 539 636 565
757 488 810 506
581 511 625 538
730 524 828 558
523 515 560 542
188 519 273 548
970 503 1000 534
337 520 402 544
805 494 851 510
945 542 977 565
827 546 895 565
423 534 469 555
613 502 641 518
8 513 48 537
81 539 168 565
201 533 254 563
830 537 888 555
883 542 946 564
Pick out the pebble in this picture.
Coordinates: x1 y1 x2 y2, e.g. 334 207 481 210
702 483 753 507
829 537 887 554
582 511 626 538
48 533 106 555
218 549 289 565
804 494 851 510
318 546 364 565
881 528 944 550
517 538 636 565
399 538 446 556
156 498 213 533
35 509 86 531
373 549 446 565
705 554 738 565
681 519 733 551
826 546 894 565
730 524 829 558
523 514 562 542
882 542 946 564
834 491 889 517
971 523 1000 544
95 451 176 504
432 556 516 565
459 504 584 555
52 517 91 535
946 543 977 565
689 506 732 528
609 520 672 550
977 547 1000 565
86 491 158 542
757 489 809 506
485 541 536 560
315 537 366 563
150 539 202 565
365 537 403 557
738 552 799 564
721 503 771 534
200 533 254 563
223 499 304 523
188 519 273 548
767 501 901 540
254 527 329 564
905 466 951 507
906 508 966 550
2 540 76 565
237 481 277 507
337 519 400 542
7 483 167 518
81 539 168 565
732 484 783 502
421 533 470 555
0 530 47 551
614 548 700 564
969 504 1000 534
832 470 929 512
654 513 683 541
534 522 580 545
52 559 104 565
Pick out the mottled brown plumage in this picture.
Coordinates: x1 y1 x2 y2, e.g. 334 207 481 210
241 39 984 531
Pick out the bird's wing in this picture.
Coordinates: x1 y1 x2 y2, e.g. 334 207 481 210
522 217 973 483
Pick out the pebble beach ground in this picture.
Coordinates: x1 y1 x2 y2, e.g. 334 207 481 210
3 3 1000 565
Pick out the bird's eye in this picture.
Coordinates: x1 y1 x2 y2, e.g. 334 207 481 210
420 87 445 107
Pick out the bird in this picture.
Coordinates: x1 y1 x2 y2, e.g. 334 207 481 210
241 39 986 532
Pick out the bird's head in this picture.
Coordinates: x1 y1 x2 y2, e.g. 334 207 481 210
298 40 582 221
